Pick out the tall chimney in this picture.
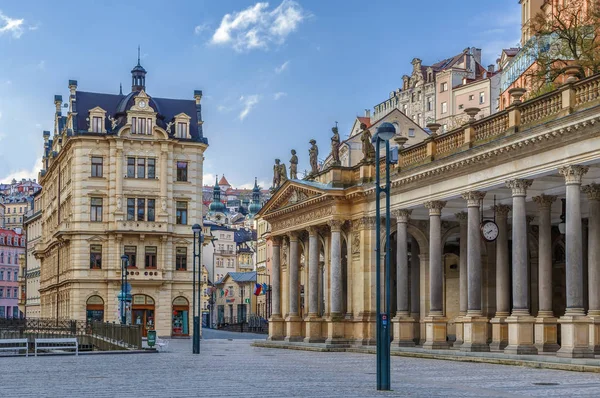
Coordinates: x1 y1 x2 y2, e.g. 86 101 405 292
488 64 495 73
365 109 371 118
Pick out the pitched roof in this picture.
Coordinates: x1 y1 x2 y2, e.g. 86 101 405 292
357 116 372 128
217 271 257 284
219 175 230 186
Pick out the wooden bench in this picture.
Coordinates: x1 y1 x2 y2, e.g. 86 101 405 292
34 338 78 356
0 338 29 357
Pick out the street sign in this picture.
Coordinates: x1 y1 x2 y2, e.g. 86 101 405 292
244 298 250 304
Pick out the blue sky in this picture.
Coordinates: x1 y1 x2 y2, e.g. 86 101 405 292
0 0 521 189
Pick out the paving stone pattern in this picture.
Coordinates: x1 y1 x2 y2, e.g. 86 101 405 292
3 330 600 397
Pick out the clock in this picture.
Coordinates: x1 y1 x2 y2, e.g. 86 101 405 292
138 100 146 108
480 220 499 242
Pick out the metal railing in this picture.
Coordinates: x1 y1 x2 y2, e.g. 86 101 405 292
89 321 142 349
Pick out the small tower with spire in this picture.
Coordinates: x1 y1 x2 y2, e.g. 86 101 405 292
209 176 226 214
131 46 147 92
248 177 262 216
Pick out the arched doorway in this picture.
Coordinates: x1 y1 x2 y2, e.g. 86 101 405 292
172 297 189 337
86 295 104 322
132 294 155 337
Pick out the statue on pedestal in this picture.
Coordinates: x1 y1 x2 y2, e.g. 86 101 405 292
330 124 340 165
360 123 376 162
289 150 298 179
309 139 319 175
272 159 288 190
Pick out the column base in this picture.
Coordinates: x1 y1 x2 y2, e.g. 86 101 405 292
303 316 324 343
557 313 593 358
353 312 376 346
534 316 560 353
504 313 538 355
489 316 508 351
268 316 285 341
422 316 448 350
589 315 600 355
284 315 303 342
453 316 464 348
461 315 490 352
324 316 350 346
392 315 416 347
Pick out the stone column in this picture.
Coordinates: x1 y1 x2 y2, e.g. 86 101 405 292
460 191 490 352
557 165 593 357
326 219 347 345
423 200 448 349
504 179 537 355
304 226 324 343
490 205 511 350
268 236 284 341
454 212 468 348
391 209 415 347
410 236 420 343
532 195 560 352
583 184 600 353
285 232 302 342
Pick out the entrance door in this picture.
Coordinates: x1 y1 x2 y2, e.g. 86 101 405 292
132 295 155 337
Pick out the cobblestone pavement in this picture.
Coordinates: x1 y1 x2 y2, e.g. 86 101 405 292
3 330 600 397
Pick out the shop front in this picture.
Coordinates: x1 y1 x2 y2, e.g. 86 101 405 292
132 294 155 337
86 295 104 322
172 296 189 337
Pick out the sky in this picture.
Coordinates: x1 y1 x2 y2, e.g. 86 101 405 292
0 0 521 190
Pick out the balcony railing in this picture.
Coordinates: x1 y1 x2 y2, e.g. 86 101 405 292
214 249 235 255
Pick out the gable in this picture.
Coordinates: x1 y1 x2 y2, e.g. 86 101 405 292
258 181 327 216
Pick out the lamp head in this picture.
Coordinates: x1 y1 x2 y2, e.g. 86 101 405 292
121 254 128 262
192 223 202 234
373 122 396 142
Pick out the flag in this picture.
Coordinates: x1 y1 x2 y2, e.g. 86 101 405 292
262 283 268 294
254 283 262 296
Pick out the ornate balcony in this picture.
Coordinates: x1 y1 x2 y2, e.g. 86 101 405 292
114 220 168 234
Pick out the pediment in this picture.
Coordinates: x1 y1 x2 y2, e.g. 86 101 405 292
89 106 106 114
173 238 192 245
86 235 107 242
260 181 326 215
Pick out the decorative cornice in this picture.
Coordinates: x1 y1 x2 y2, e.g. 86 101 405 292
270 206 333 233
424 200 446 216
532 194 557 209
559 165 589 185
582 183 600 200
494 204 511 218
461 191 486 207
505 179 533 197
391 209 412 223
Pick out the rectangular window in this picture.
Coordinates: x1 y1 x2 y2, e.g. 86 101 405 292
479 92 485 104
176 162 188 182
139 118 147 135
92 116 102 133
176 201 187 225
137 158 145 179
0 270 3 280
91 157 103 177
408 128 415 137
137 198 145 221
124 246 137 268
469 94 474 101
131 117 137 134
147 199 155 222
440 82 448 92
177 122 187 138
147 158 156 179
127 198 135 221
441 102 448 114
90 197 103 222
14 271 17 281
127 157 135 178
145 246 157 269
90 245 102 269
176 247 187 270
0 288 3 298
427 97 432 111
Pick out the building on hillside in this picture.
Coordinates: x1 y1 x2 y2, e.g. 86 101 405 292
0 178 41 196
0 229 25 318
372 48 500 132
23 190 42 318
36 56 208 338
215 271 257 324
256 73 600 358
0 195 32 230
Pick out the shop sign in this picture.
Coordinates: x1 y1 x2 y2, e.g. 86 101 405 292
226 298 235 303
244 298 250 304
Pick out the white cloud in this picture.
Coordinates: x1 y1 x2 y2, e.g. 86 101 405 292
194 23 210 35
217 105 232 113
203 173 216 185
239 95 260 120
273 91 287 100
211 0 307 52
0 157 42 183
275 60 290 74
0 11 25 38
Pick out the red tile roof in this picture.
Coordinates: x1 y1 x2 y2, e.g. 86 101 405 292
357 116 371 128
218 175 230 186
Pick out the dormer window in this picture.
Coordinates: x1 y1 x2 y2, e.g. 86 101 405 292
88 107 107 133
172 113 192 139
92 117 103 133
177 122 187 138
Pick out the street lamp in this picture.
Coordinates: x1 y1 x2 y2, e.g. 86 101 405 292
373 122 395 391
192 223 204 354
120 254 129 325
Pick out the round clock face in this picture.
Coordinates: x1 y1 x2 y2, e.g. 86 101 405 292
138 100 146 108
481 220 499 242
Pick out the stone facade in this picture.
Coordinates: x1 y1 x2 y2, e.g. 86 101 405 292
0 228 25 318
257 73 600 358
23 191 42 318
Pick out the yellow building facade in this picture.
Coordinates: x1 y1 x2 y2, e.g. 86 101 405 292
259 74 600 358
36 60 208 337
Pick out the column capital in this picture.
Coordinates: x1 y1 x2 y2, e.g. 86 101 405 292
272 236 283 246
307 226 319 236
494 204 511 218
353 216 377 230
424 200 446 216
328 219 344 232
505 179 533 197
461 191 486 207
559 165 589 185
582 183 600 201
391 209 412 223
455 211 468 224
288 231 299 241
532 194 557 209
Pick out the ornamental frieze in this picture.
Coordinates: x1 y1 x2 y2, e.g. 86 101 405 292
270 206 333 232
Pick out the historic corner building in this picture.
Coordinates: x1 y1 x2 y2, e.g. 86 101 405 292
35 58 209 337
257 74 600 358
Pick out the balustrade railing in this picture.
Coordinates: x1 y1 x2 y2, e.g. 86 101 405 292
520 91 562 125
473 111 509 141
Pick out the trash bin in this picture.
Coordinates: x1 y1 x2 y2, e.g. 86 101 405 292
147 330 157 348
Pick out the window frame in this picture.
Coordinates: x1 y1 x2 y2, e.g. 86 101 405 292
127 198 135 221
147 158 156 179
176 201 188 225
441 102 448 114
124 246 137 268
90 197 103 222
145 246 157 269
175 247 187 271
137 198 146 221
92 116 103 133
91 156 103 178
90 245 102 269
127 157 136 178
137 158 146 179
147 199 155 222
176 162 188 182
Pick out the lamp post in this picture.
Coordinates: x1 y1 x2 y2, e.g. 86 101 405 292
120 255 129 325
192 224 204 354
373 122 396 391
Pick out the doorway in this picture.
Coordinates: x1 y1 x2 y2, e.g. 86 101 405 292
132 294 155 337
